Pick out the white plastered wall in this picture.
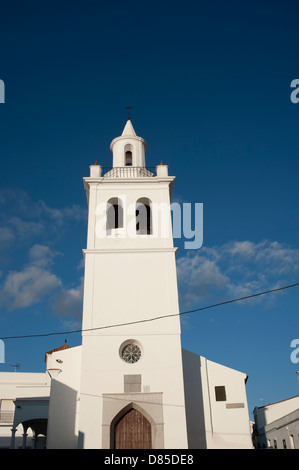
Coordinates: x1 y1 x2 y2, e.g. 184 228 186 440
182 350 253 449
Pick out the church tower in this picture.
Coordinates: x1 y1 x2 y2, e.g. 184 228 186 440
79 119 188 449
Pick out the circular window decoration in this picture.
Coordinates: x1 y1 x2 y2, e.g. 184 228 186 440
121 343 142 364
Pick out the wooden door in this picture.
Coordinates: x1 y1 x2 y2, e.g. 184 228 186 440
114 408 152 449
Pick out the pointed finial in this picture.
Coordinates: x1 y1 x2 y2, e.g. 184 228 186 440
160 160 163 165
94 160 98 165
125 105 133 120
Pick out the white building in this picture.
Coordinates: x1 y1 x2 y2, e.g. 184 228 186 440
253 395 299 449
0 119 253 449
0 372 50 449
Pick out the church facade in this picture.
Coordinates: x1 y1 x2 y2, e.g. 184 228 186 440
0 120 253 449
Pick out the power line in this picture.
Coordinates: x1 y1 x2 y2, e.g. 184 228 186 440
1 282 298 341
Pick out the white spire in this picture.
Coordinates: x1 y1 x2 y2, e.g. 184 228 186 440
121 119 137 137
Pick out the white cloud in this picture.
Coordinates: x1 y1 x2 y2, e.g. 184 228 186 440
0 227 15 249
0 243 83 315
0 189 87 251
53 277 84 319
0 187 86 313
8 217 44 238
177 253 229 306
38 200 87 223
1 265 62 310
29 244 61 268
177 240 299 307
0 244 62 310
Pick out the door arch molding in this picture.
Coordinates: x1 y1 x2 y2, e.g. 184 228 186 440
111 404 152 449
110 402 154 449
102 393 164 449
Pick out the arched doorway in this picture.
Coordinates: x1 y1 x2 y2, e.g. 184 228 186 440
114 408 152 449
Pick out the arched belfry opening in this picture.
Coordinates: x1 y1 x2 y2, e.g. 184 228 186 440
125 151 132 166
124 144 133 166
136 198 152 235
111 406 152 449
106 197 123 231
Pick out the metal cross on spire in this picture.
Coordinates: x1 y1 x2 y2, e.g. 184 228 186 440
125 106 133 120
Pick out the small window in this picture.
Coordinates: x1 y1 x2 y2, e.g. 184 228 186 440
283 439 287 449
215 386 226 401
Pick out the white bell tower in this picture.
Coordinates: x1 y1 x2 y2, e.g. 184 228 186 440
78 119 188 449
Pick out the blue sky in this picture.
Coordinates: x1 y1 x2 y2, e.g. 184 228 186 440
0 0 299 418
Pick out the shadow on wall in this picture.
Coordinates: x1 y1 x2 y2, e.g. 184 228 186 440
182 349 207 449
78 431 84 448
252 407 267 449
46 379 79 449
